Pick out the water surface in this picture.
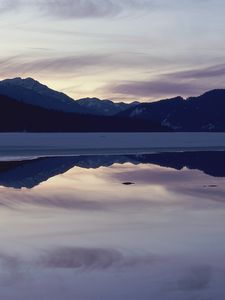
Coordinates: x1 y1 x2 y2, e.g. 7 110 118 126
0 152 225 299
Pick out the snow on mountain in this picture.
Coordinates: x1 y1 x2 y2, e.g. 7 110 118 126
76 97 139 116
0 77 86 113
119 91 225 131
0 77 139 116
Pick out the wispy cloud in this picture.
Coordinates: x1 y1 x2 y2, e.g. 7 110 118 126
0 0 158 19
0 0 219 19
108 79 202 99
105 63 225 99
37 0 122 18
0 52 165 78
169 63 225 80
0 0 20 14
0 54 110 78
0 54 225 100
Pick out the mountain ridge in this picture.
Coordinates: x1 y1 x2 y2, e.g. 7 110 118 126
76 97 139 116
0 93 167 132
0 77 140 116
0 77 225 131
0 77 87 114
118 89 225 131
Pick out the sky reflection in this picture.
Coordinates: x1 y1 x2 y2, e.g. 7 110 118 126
0 153 224 298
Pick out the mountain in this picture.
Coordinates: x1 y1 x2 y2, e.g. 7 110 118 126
1 77 225 131
76 97 139 116
0 151 224 189
118 90 225 131
118 96 185 129
0 94 167 132
0 77 138 116
0 77 88 114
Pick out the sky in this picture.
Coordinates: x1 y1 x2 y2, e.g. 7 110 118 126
0 0 225 102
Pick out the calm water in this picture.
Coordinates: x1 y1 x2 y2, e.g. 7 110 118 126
0 152 225 299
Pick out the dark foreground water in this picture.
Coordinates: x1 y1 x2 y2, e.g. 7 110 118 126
0 151 225 299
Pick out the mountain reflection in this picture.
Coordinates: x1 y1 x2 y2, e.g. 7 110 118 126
0 151 224 189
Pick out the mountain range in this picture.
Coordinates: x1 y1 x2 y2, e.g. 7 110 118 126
0 77 224 132
0 77 138 116
118 91 225 131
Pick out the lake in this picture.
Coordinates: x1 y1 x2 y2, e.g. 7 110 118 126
0 151 225 299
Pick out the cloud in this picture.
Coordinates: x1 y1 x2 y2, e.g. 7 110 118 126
0 0 20 14
0 0 157 19
0 52 163 79
106 63 225 99
1 54 225 100
37 0 122 18
109 80 202 99
0 0 219 20
0 54 111 79
168 63 225 80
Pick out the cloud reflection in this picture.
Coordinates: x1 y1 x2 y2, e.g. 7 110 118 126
39 247 162 270
177 265 212 291
0 252 23 287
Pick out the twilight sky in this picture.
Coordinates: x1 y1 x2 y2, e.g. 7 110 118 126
0 0 225 102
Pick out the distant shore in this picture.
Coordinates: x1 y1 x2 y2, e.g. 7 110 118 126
0 132 225 160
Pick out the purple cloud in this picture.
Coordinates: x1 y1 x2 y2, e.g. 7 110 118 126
106 63 225 99
169 63 225 80
0 53 164 79
1 54 225 100
0 54 109 78
0 0 157 19
110 80 202 98
37 0 121 18
0 0 20 14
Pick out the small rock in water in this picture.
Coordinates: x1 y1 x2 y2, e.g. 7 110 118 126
122 182 135 185
203 185 218 188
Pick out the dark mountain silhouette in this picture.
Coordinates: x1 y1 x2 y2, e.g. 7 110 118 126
0 94 167 132
76 97 139 116
1 77 225 131
0 77 139 116
118 90 225 131
0 151 224 189
0 77 89 114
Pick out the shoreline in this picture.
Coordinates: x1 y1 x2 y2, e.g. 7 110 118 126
0 132 225 160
